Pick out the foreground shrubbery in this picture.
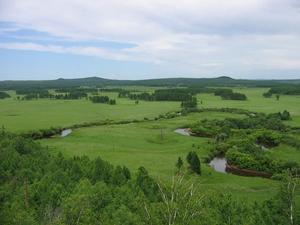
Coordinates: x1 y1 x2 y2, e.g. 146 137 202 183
0 133 298 225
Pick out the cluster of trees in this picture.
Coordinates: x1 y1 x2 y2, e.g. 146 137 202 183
0 132 298 224
265 85 300 96
0 91 10 99
16 89 52 100
128 92 154 101
269 110 291 121
176 151 201 175
118 89 131 97
89 95 116 105
223 132 299 174
191 113 300 175
214 89 247 100
154 89 193 101
128 89 195 102
181 96 198 110
55 87 97 94
17 89 88 100
191 113 286 139
55 89 89 99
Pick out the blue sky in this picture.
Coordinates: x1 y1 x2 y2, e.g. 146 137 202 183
0 0 300 80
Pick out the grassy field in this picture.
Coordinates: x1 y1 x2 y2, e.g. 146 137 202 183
0 91 180 132
2 87 300 202
40 111 280 202
1 88 299 132
197 87 300 126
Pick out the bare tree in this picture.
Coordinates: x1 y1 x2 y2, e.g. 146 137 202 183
145 174 204 225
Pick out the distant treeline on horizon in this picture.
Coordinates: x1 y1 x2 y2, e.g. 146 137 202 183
0 76 300 90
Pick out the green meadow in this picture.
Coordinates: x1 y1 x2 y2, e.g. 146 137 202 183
40 111 280 202
197 87 300 126
1 87 300 203
0 91 180 132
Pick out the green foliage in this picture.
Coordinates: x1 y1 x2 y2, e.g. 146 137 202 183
175 157 183 171
0 91 10 99
263 91 272 98
181 96 198 110
186 151 201 174
136 167 160 201
268 84 300 95
214 88 247 100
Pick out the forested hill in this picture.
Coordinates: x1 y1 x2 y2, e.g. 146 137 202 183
0 76 300 90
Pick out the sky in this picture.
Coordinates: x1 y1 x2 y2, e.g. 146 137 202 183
0 0 300 80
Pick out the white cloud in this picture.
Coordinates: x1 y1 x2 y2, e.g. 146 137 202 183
0 0 300 77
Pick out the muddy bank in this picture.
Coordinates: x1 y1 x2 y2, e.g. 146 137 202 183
226 164 272 178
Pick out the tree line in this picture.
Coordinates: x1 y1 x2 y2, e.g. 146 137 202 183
264 84 300 96
214 88 247 100
89 95 116 105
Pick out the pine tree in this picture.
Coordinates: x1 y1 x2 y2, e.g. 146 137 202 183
175 157 183 171
186 151 201 175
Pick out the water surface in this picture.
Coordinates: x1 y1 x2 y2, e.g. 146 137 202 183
61 129 72 137
174 128 190 136
209 157 227 173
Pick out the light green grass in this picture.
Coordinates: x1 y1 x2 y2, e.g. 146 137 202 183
197 88 300 126
1 87 299 132
268 144 300 164
0 92 180 132
40 111 279 202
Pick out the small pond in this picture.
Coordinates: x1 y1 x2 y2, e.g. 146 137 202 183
209 157 227 173
174 128 190 136
61 129 72 137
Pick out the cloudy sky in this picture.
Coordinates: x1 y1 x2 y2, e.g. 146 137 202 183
0 0 300 80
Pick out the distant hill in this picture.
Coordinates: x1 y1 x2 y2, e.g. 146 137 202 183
0 76 299 90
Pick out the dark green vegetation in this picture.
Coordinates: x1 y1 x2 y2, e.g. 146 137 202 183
186 151 201 174
1 76 300 90
0 132 299 225
191 112 300 175
89 95 116 105
214 89 247 100
0 91 10 99
265 84 300 96
1 77 300 224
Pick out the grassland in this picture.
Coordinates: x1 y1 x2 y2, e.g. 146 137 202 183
40 111 281 202
197 87 300 126
1 88 299 132
2 87 300 202
0 91 180 132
